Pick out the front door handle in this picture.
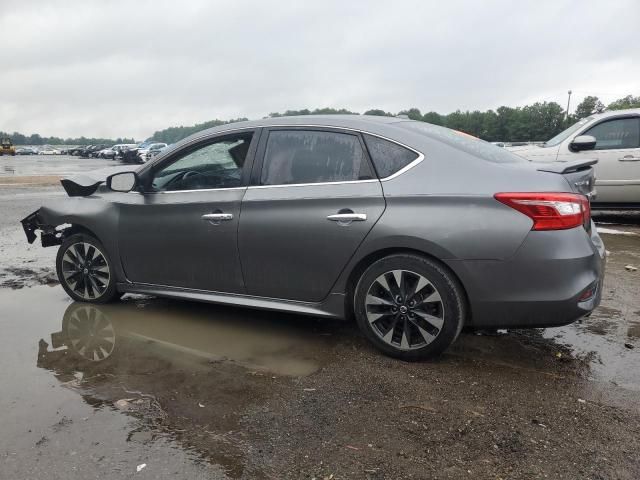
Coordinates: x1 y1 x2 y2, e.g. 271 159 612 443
327 213 367 222
201 213 233 224
619 155 640 161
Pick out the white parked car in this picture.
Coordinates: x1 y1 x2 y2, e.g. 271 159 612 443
509 108 640 209
38 146 61 155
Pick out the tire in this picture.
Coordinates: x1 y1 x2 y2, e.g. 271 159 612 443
353 254 466 360
56 233 120 303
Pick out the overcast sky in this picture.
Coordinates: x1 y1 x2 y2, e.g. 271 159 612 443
1 0 638 140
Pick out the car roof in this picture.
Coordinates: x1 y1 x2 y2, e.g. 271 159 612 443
590 108 640 120
165 114 518 162
198 114 404 136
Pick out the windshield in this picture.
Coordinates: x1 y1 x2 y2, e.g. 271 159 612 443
544 117 592 147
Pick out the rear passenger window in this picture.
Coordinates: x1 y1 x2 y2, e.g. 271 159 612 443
363 134 419 178
261 130 374 185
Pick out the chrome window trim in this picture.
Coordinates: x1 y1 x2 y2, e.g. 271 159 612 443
160 123 425 184
379 151 424 182
142 186 247 195
247 179 379 190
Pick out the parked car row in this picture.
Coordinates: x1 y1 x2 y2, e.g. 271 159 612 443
63 144 110 157
5 142 167 162
15 147 39 155
115 142 168 163
13 145 61 155
60 141 168 164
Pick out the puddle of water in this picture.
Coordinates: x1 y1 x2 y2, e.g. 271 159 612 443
542 306 640 391
43 295 327 376
0 285 337 478
597 227 638 236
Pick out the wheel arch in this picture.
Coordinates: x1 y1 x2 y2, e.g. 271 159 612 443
63 223 101 241
342 246 471 326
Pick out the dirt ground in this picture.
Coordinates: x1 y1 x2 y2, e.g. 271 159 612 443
1 157 639 479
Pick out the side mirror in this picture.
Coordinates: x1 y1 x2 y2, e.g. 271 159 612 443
106 171 138 192
570 135 597 152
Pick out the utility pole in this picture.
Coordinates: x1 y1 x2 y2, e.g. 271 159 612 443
566 90 572 125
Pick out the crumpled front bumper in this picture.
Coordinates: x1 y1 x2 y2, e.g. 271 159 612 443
21 209 63 247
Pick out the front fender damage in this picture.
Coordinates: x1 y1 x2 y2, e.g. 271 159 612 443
21 208 72 247
21 197 115 248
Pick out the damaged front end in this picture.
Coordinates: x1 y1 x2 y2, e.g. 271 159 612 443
20 166 132 247
21 209 68 247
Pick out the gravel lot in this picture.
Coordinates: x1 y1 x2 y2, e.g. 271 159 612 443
1 156 639 479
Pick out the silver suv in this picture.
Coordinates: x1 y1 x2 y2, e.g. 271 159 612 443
509 108 640 209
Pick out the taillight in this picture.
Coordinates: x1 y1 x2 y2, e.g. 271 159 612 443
494 192 590 231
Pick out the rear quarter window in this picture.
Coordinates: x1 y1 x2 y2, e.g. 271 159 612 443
363 134 419 178
400 121 526 164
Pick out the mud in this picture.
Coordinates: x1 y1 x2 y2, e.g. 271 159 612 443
0 175 62 186
0 177 639 479
2 284 640 479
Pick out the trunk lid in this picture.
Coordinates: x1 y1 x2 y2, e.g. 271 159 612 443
535 159 597 198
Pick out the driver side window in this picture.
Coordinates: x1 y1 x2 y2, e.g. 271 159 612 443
583 117 640 150
151 132 253 191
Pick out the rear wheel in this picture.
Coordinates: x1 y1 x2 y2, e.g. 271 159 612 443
354 254 465 360
56 233 120 303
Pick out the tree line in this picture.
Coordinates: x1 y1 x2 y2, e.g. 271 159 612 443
0 132 137 147
3 95 638 146
153 94 639 143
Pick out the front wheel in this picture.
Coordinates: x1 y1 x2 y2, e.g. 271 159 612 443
354 254 466 360
56 233 120 303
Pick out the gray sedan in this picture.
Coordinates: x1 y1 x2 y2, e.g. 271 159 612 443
21 115 605 359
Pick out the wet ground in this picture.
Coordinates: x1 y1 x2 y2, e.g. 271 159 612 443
0 154 121 179
1 157 639 479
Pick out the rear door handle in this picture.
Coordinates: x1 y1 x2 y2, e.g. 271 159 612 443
327 213 367 222
619 155 640 161
201 213 233 224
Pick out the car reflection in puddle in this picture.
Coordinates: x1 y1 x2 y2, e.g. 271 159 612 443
36 297 340 478
39 298 332 375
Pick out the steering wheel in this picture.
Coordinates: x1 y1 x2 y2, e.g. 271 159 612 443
182 170 204 181
177 170 208 187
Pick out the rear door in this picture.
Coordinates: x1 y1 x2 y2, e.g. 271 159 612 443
238 127 385 302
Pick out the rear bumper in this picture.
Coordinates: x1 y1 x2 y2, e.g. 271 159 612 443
447 224 606 329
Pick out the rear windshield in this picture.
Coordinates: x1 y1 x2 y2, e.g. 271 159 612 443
399 121 526 164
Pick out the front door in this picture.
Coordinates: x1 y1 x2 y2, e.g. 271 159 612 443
118 131 257 292
567 115 640 204
239 128 385 302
